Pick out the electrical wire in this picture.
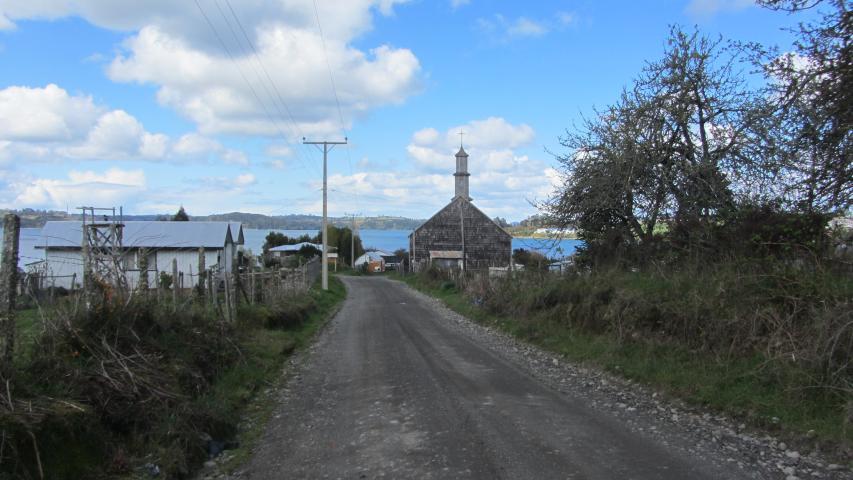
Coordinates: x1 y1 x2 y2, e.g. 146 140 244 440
193 0 316 175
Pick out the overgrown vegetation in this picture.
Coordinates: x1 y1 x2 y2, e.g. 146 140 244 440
498 3 853 452
0 278 345 479
403 266 852 450
262 226 364 267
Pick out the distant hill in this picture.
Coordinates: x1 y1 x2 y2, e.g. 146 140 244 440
2 209 425 231
1 208 73 227
203 212 424 230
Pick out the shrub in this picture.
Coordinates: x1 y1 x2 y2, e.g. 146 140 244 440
2 298 238 479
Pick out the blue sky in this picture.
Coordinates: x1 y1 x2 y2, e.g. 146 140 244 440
0 0 815 221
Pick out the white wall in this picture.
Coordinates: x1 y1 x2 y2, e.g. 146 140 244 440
44 248 225 290
44 250 84 289
151 249 222 289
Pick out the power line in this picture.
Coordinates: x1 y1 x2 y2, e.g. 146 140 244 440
193 0 316 174
311 0 361 216
221 0 321 175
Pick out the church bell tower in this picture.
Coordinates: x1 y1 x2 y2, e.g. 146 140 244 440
454 146 471 201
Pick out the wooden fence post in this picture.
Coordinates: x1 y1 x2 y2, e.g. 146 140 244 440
234 251 243 308
197 247 205 300
1 214 20 377
210 270 216 308
172 258 178 310
223 273 232 323
138 248 148 292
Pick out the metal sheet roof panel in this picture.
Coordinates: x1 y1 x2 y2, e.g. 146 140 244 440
36 221 239 249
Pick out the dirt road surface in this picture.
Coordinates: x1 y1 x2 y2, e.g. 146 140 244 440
235 276 848 479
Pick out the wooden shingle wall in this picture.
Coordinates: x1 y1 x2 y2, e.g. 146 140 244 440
411 197 511 270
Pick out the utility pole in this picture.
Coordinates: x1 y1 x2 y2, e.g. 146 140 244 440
344 212 361 268
303 137 347 290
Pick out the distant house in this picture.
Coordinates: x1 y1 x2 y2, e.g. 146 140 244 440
355 251 389 273
268 242 323 258
381 254 401 270
36 221 244 289
409 146 512 271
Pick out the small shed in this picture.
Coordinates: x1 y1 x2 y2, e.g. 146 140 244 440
355 251 389 273
381 254 401 270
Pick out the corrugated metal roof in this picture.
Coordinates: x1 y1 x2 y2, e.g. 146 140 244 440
354 251 388 264
37 221 239 249
269 242 322 252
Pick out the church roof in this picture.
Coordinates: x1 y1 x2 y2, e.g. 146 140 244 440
409 196 512 239
455 146 468 157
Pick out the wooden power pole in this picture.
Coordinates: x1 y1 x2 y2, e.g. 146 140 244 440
303 137 347 290
344 212 361 268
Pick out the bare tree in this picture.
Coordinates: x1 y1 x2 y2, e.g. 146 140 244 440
756 0 852 211
546 27 772 258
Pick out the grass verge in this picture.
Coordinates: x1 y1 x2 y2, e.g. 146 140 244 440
204 275 346 473
396 271 852 458
1 277 347 479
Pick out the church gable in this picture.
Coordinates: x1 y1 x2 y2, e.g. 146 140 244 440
411 197 512 269
409 141 512 270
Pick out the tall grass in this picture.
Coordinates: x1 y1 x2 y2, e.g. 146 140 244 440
0 278 346 479
405 261 853 448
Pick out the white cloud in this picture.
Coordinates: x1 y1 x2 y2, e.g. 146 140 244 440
477 14 552 41
265 159 286 170
2 2 422 138
172 133 219 156
685 0 754 17
110 27 420 137
322 117 555 219
59 110 156 160
172 133 249 165
507 17 548 37
0 84 101 142
0 84 251 166
450 0 470 9
0 13 15 30
234 173 256 187
265 143 293 157
0 1 411 46
412 127 440 145
223 149 249 166
14 168 146 209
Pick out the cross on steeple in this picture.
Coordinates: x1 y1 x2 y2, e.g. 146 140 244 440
458 129 465 148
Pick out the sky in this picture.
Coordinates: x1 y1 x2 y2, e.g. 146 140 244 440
0 0 817 221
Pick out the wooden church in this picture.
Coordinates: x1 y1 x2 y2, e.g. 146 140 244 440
409 145 512 271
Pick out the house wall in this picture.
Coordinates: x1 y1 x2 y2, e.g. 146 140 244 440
44 250 84 289
43 248 226 290
151 249 223 289
411 198 512 271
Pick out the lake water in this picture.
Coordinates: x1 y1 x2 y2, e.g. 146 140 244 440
241 229 582 259
6 227 583 269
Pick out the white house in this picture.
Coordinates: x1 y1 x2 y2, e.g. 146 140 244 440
36 221 244 289
268 242 323 258
355 250 391 272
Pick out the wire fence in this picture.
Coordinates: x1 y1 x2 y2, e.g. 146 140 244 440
16 256 322 317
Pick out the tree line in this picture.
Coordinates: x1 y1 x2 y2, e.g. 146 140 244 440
262 226 364 267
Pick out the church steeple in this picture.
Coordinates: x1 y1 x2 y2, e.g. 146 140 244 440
454 144 471 201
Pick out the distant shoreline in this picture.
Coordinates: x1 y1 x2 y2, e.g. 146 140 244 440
512 234 580 240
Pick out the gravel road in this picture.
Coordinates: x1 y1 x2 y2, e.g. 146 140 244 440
229 276 851 480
